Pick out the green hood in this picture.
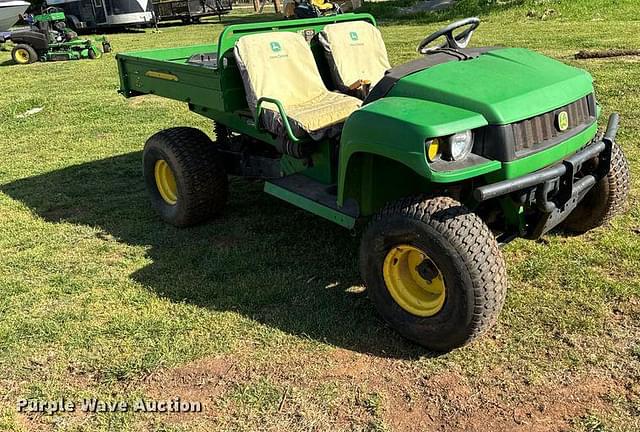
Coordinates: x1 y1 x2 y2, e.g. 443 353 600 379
389 48 594 125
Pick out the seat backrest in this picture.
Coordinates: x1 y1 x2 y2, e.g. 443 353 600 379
234 31 329 113
319 21 391 92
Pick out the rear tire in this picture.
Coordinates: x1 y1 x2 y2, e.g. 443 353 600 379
563 142 630 233
12 44 38 64
360 196 508 351
143 127 228 227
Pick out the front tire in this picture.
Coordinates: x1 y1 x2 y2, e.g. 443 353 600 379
143 127 228 227
563 142 630 233
360 196 508 351
88 46 102 59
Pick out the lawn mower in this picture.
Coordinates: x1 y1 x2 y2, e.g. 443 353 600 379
0 8 109 64
116 14 630 351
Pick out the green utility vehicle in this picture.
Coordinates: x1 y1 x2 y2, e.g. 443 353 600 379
116 14 630 351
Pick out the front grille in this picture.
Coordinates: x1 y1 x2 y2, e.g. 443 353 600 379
512 94 595 156
476 94 597 162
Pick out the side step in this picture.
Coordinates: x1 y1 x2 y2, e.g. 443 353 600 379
264 174 359 229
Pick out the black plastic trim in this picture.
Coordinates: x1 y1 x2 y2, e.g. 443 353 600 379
473 113 619 202
473 140 605 202
364 47 498 105
475 94 596 162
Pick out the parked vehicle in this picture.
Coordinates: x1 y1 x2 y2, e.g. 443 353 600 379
152 0 231 24
116 14 630 351
0 9 108 64
45 0 153 31
0 0 29 32
284 0 341 19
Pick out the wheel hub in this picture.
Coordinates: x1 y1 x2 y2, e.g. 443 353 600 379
15 48 29 64
383 245 446 317
154 159 178 205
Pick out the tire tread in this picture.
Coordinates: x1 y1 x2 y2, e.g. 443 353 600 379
563 142 630 233
370 196 508 345
144 127 228 226
595 143 630 226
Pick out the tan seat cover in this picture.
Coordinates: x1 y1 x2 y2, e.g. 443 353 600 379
319 21 391 93
234 31 361 140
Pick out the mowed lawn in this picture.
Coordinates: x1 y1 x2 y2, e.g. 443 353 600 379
0 1 639 431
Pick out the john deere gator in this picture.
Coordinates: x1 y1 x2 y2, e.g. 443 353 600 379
116 14 630 351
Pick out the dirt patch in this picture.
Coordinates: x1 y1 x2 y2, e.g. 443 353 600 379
382 371 617 432
324 348 372 380
320 349 619 431
143 356 235 419
308 350 625 432
127 95 160 107
134 347 625 430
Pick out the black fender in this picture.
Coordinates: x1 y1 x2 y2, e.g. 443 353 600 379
7 30 48 51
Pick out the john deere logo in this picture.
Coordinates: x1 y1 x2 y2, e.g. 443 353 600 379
557 111 569 131
270 42 282 52
349 31 358 41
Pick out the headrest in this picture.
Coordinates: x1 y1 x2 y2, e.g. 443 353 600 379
319 21 391 91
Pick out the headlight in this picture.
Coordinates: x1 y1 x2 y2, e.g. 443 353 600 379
426 131 474 163
447 130 473 161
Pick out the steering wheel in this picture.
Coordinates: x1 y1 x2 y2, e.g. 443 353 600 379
417 17 480 54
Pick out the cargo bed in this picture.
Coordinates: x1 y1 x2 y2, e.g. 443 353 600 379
117 44 228 110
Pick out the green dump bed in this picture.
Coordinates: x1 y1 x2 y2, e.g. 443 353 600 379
116 13 377 115
116 44 228 110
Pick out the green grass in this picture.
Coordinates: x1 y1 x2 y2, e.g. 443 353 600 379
361 0 640 23
1 1 639 430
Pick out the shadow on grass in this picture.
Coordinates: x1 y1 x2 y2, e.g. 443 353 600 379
1 152 429 359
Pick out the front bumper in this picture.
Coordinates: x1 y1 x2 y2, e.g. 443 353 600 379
474 113 619 238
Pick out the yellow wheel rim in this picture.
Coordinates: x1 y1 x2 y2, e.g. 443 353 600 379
383 245 446 317
154 159 178 205
14 48 30 64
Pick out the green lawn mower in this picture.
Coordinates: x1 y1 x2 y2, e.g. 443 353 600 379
0 8 109 64
116 14 630 351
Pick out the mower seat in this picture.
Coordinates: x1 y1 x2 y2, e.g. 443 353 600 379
319 21 391 98
311 0 335 10
234 31 361 141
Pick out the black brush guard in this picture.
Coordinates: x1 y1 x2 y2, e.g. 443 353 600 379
474 113 619 238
